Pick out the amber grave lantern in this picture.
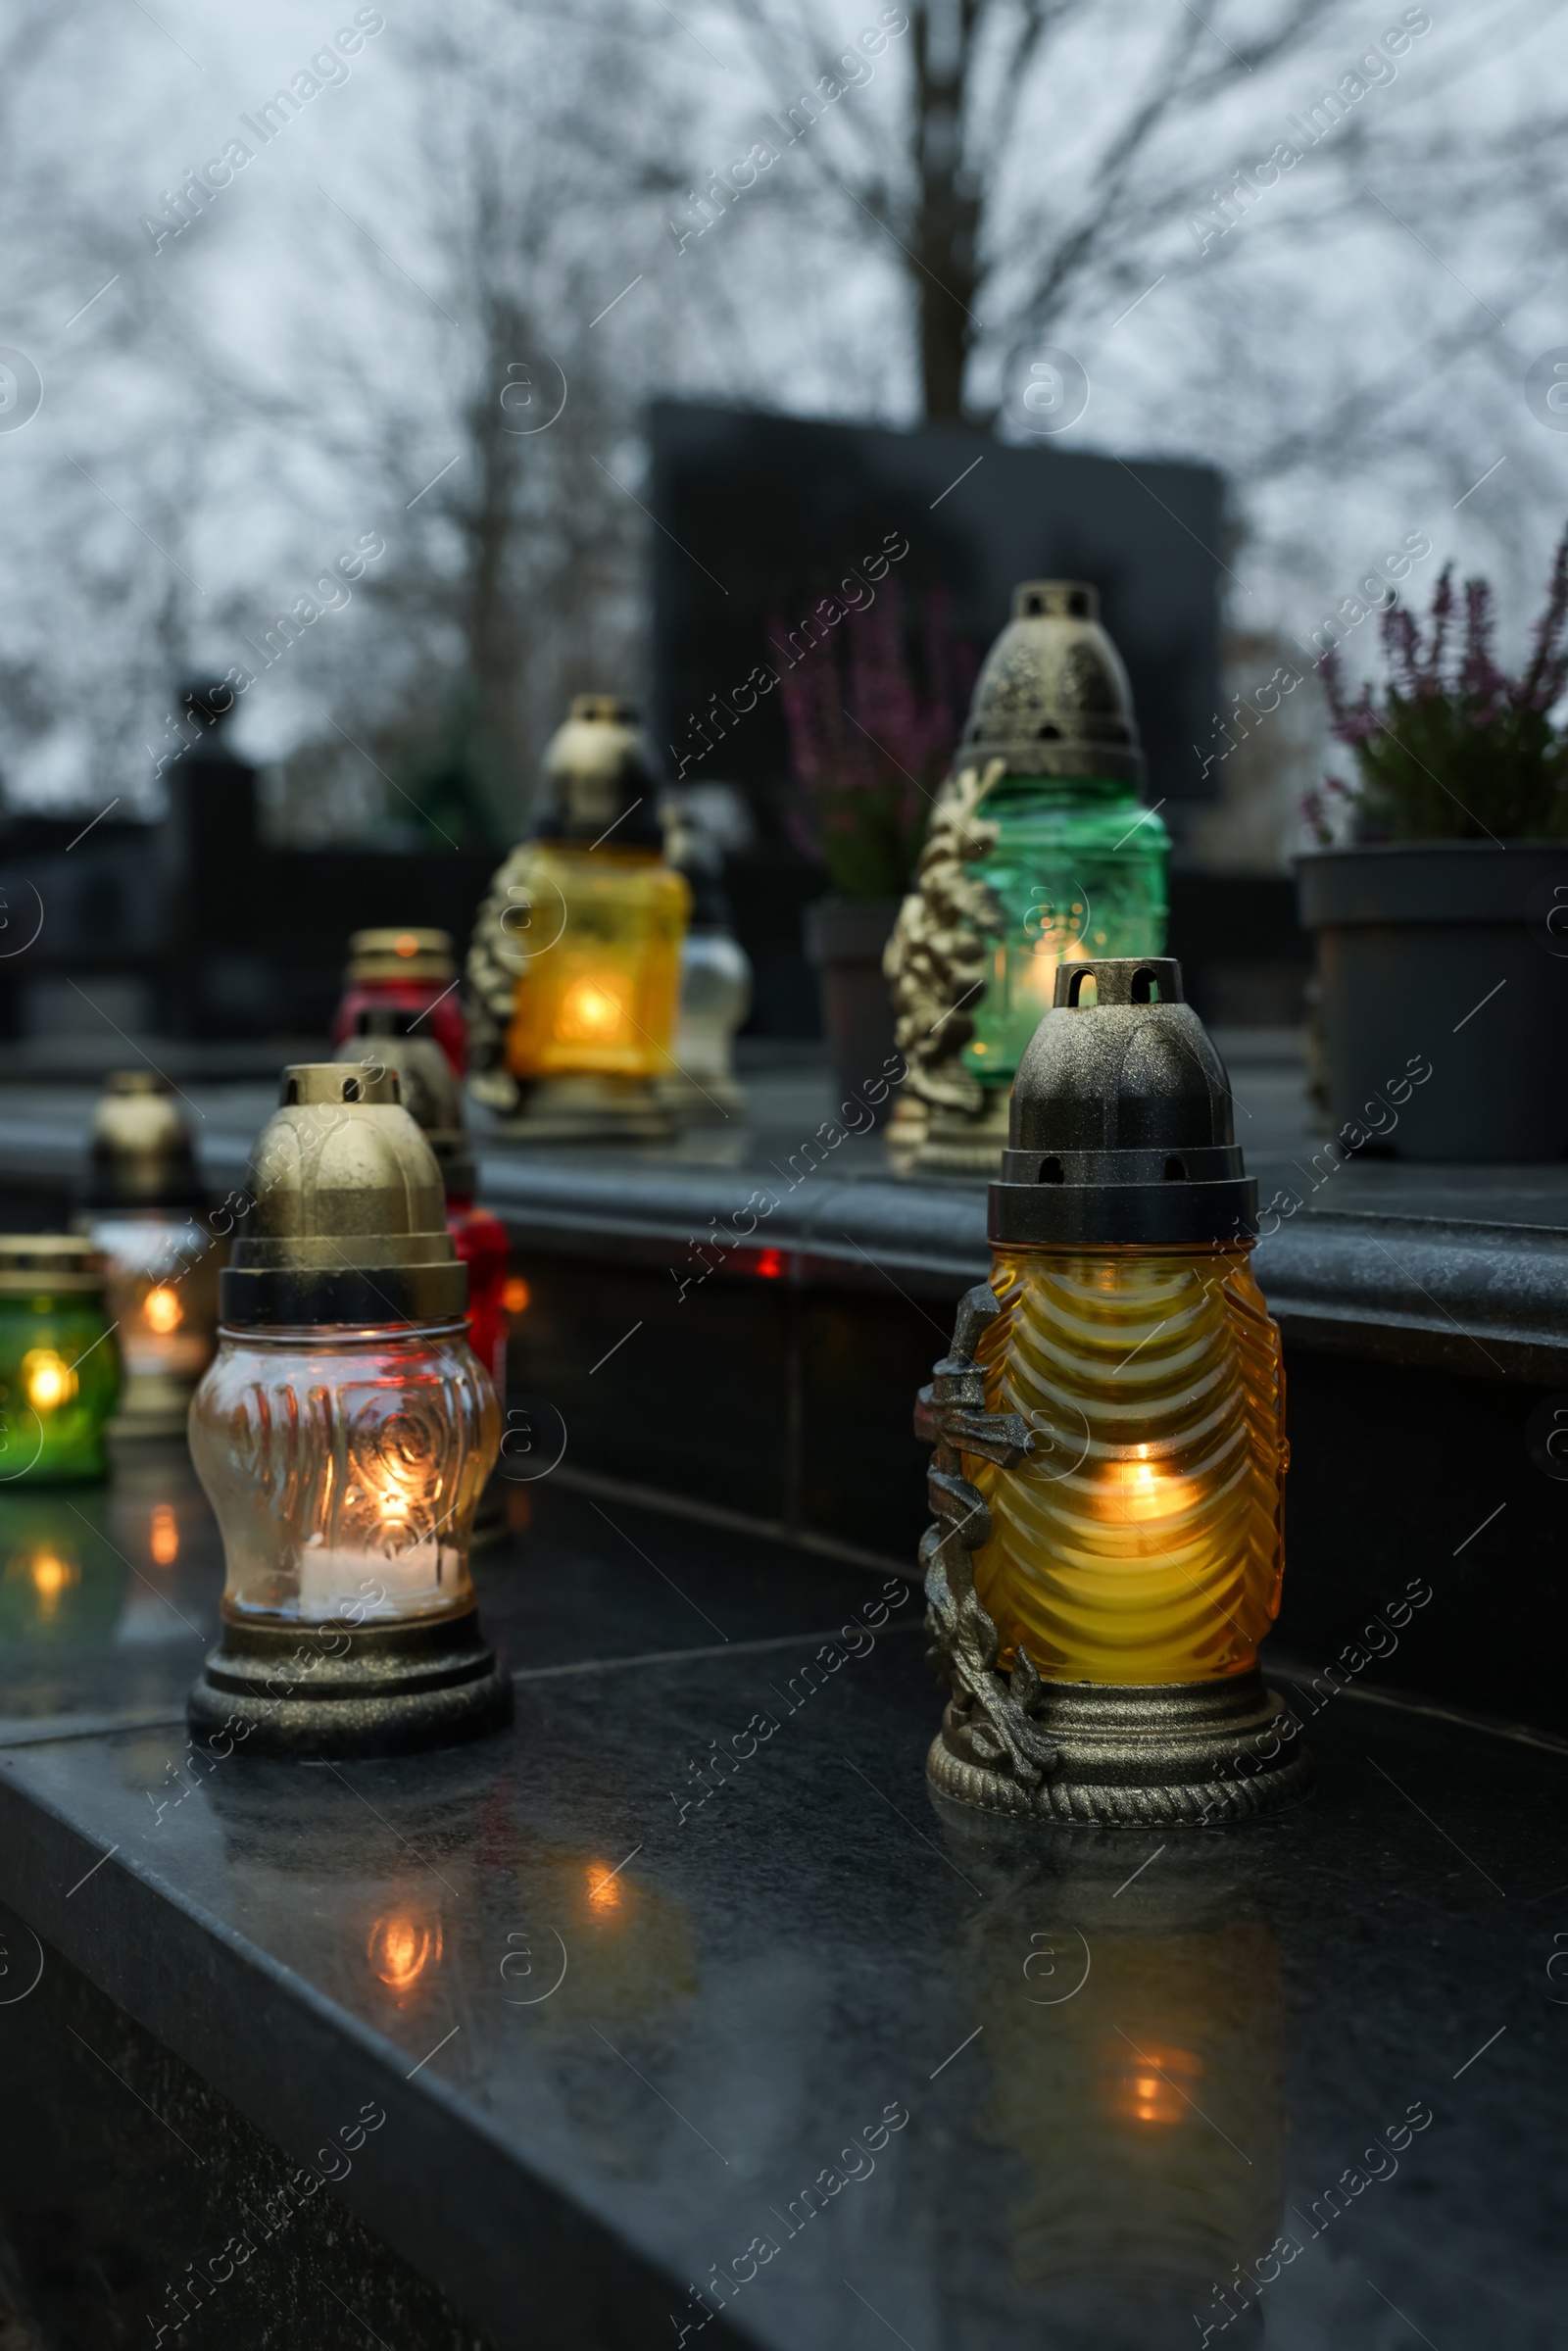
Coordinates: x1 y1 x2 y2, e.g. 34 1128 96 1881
465 696 690 1140
917 956 1310 1825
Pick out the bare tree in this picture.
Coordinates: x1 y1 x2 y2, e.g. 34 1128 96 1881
253 0 667 844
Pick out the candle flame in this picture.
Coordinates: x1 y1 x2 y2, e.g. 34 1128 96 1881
143 1285 183 1335
558 980 624 1042
22 1348 75 1413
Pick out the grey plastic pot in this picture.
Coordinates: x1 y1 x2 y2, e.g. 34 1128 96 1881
1298 842 1568 1161
804 897 901 1107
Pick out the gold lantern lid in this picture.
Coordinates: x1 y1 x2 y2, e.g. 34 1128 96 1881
0 1234 107 1296
220 1064 466 1328
534 694 664 850
335 1011 476 1200
81 1070 206 1212
345 928 456 984
957 580 1145 786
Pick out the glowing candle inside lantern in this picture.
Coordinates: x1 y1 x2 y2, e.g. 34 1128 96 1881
0 1239 121 1482
469 698 689 1129
143 1285 182 1336
24 1349 76 1414
186 1063 508 1757
918 955 1308 1827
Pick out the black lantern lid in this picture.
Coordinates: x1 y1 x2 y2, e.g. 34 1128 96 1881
956 580 1146 787
533 695 664 851
988 957 1256 1247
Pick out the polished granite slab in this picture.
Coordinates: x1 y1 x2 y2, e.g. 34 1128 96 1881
3 1042 1567 1389
0 1467 1565 2349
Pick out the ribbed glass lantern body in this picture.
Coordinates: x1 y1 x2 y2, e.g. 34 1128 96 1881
968 1242 1286 1685
189 1322 500 1624
961 779 1169 1094
504 843 689 1081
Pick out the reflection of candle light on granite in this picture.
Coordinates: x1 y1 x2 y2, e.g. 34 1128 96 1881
27 1548 76 1616
587 1863 623 1915
149 1505 178 1567
368 1912 442 1995
1109 2040 1200 2129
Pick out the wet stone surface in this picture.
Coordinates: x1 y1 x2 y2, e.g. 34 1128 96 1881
0 1468 1562 2348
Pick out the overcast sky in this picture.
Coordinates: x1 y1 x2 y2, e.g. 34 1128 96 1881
0 0 1563 812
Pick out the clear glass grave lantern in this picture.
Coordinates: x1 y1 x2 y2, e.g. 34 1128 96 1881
81 1070 219 1439
917 957 1311 1826
186 1064 508 1757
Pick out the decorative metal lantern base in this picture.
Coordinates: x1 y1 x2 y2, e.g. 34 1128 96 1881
498 1074 673 1143
928 1669 1313 1829
913 1090 1011 1176
187 1608 514 1759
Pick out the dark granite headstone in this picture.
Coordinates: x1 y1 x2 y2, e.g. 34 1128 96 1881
648 400 1224 815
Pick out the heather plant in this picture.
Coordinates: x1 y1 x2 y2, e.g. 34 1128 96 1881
778 582 976 898
1309 527 1568 843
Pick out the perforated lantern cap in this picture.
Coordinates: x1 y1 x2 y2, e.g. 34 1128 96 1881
534 694 664 850
220 1064 467 1327
988 956 1257 1247
957 579 1145 787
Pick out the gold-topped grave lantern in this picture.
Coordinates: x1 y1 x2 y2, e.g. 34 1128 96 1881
186 1063 507 1756
466 697 690 1140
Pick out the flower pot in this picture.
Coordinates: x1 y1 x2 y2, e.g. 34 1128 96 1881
1298 842 1568 1161
804 897 901 1107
